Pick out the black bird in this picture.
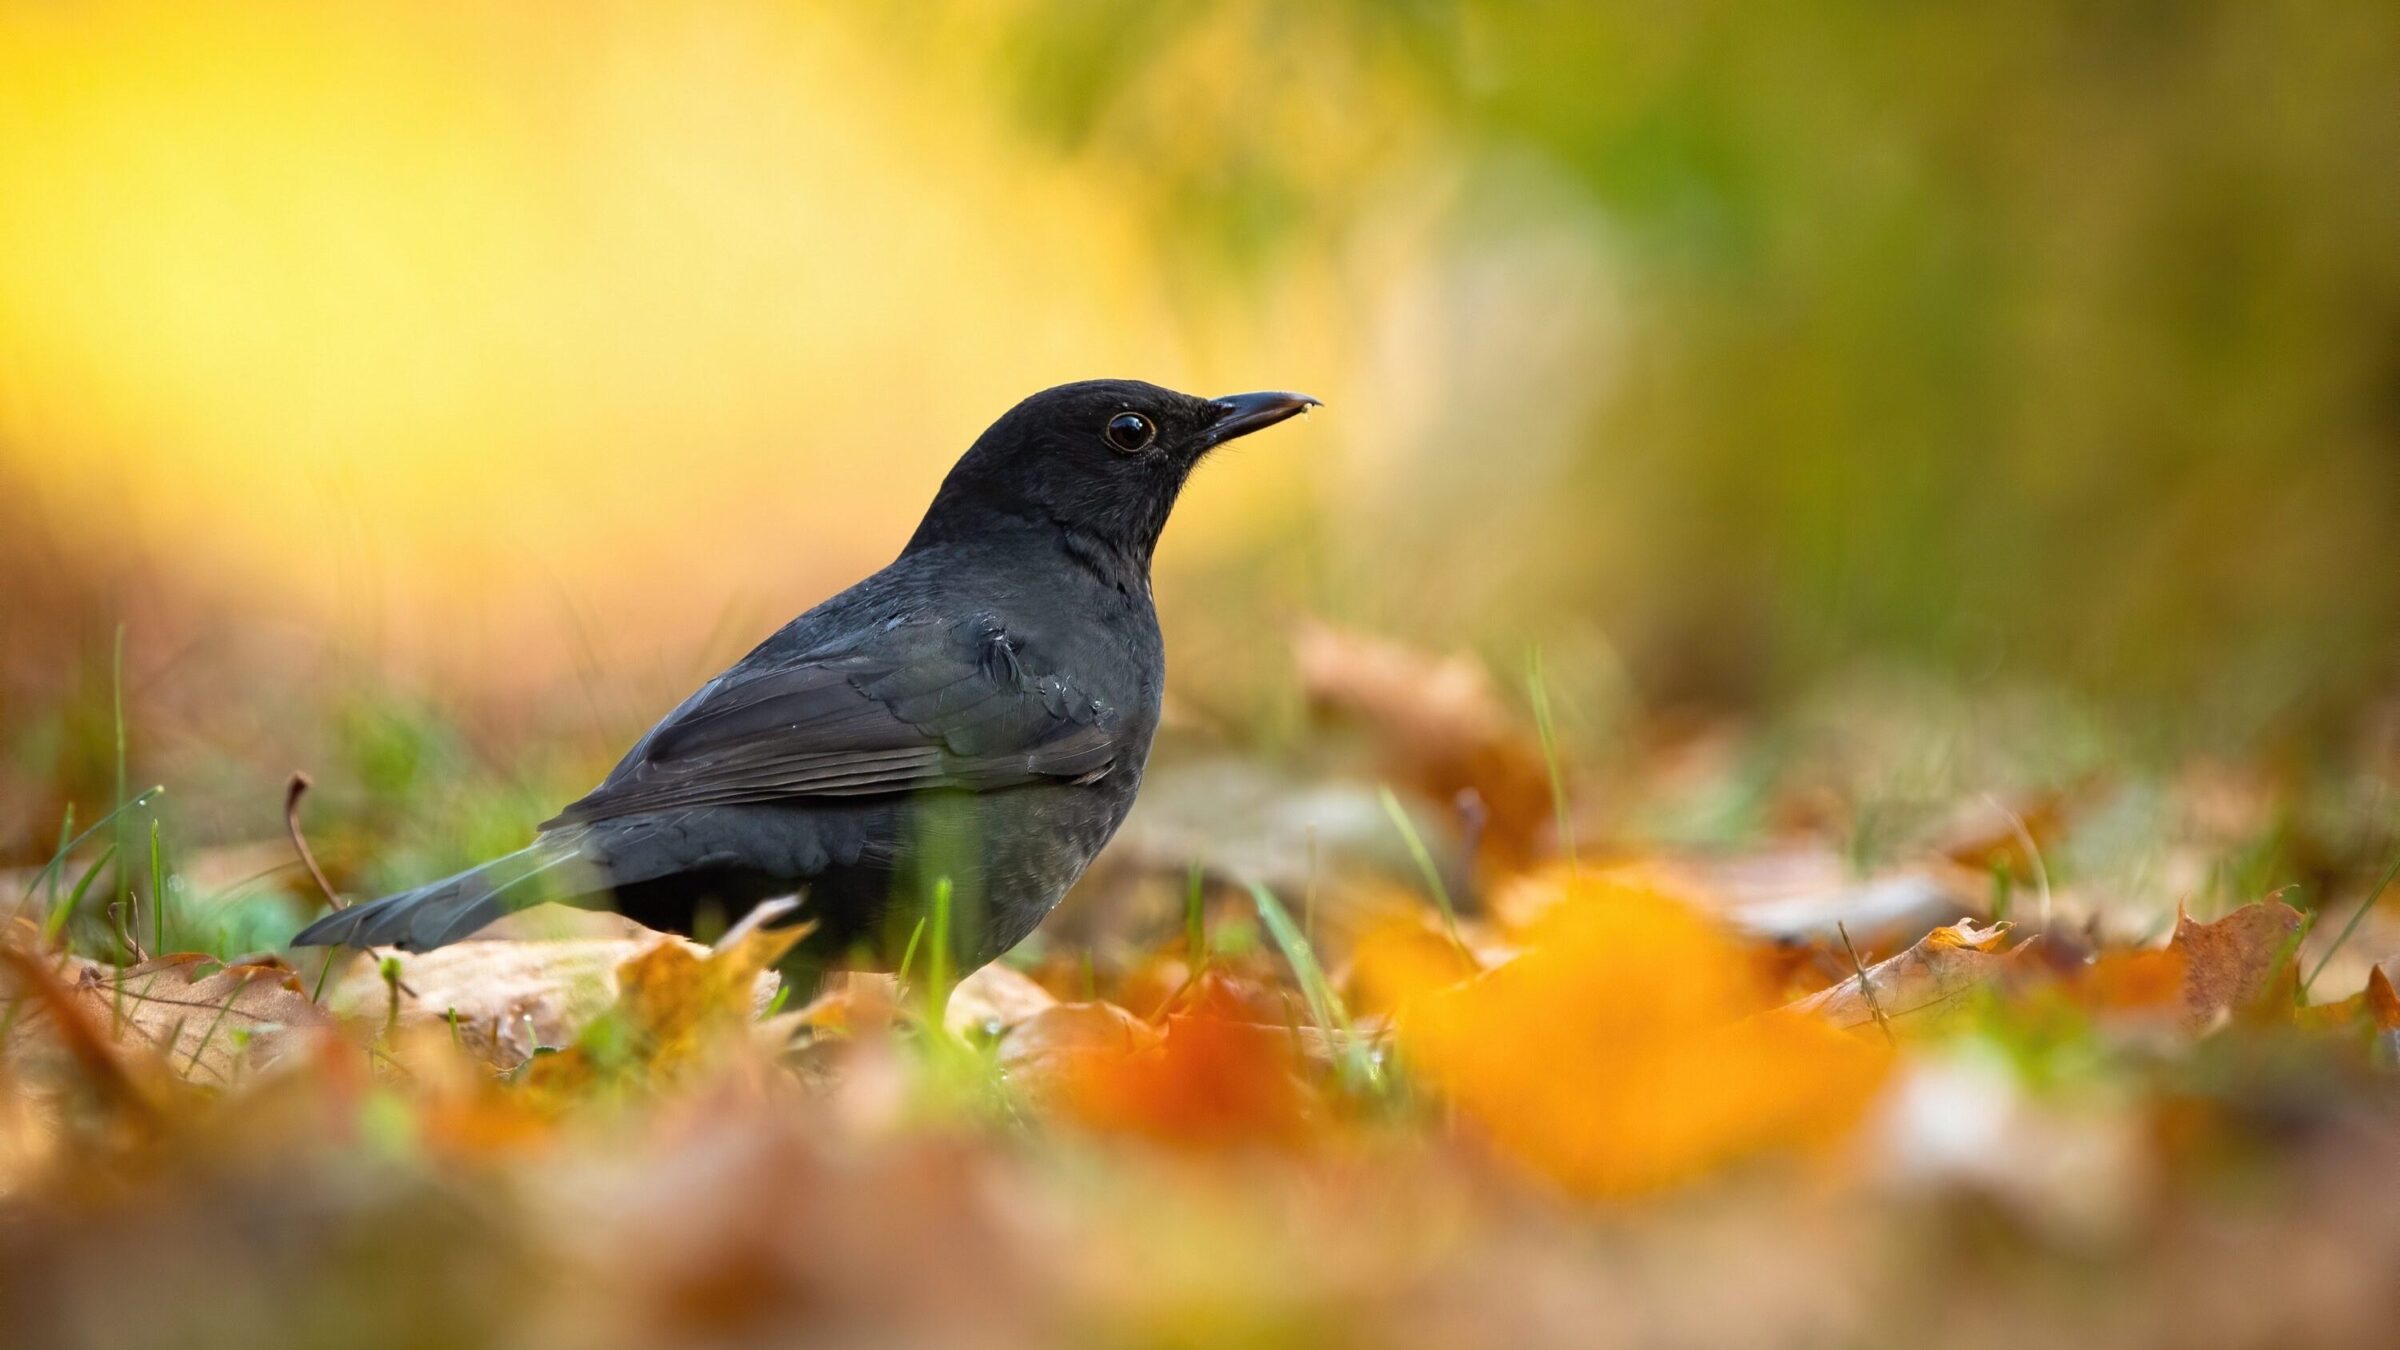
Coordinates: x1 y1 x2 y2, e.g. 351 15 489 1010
291 379 1317 981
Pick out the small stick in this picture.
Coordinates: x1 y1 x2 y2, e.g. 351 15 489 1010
110 895 147 965
1838 921 1894 1045
284 773 345 911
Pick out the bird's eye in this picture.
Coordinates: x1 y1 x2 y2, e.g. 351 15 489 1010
1104 411 1156 453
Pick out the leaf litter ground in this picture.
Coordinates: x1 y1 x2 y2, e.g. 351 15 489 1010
3 625 2398 1348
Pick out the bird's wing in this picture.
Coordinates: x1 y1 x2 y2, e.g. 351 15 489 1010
542 617 1122 826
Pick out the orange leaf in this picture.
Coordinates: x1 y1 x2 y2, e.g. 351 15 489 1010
1028 981 1312 1147
1382 878 1889 1196
520 915 809 1100
2296 965 2400 1036
2077 946 2190 1016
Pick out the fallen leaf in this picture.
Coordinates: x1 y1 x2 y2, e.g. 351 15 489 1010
1054 981 1312 1146
2296 965 2400 1036
1158 966 1300 1026
2172 899 2304 1032
0 940 165 1115
2077 946 2190 1018
998 1001 1161 1100
1293 621 1555 866
944 963 1057 1037
790 971 901 1037
7 947 334 1088
520 915 809 1099
1783 920 2017 1032
328 927 789 1069
1371 877 1890 1196
1346 914 1482 1018
328 936 674 1067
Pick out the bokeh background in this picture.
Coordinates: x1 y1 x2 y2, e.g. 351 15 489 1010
3 0 2394 886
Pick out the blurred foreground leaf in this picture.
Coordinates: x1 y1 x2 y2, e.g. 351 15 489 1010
1371 877 1891 1196
519 912 807 1101
3 938 329 1091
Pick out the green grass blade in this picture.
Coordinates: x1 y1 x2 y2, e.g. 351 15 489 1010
1379 786 1468 959
112 624 131 938
926 876 954 1020
150 818 168 955
1248 880 1380 1092
46 804 73 911
2303 852 2400 995
896 916 928 988
1524 645 1577 868
17 786 164 912
43 843 120 942
1184 862 1208 969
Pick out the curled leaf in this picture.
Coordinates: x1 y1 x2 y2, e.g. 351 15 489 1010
1784 920 2017 1032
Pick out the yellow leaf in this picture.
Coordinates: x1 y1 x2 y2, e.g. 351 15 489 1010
520 912 809 1100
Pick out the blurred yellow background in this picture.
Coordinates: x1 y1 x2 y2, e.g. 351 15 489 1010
2 0 2394 849
0 3 1349 683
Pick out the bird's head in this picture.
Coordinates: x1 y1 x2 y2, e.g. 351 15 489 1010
909 379 1319 567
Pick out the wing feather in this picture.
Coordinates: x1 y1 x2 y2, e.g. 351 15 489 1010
544 618 1121 826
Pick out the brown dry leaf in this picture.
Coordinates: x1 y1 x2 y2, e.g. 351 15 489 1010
17 950 333 1088
1292 621 1555 866
2077 947 2191 1018
790 971 902 1037
945 962 1057 1037
1158 967 1302 1025
1785 920 2017 1032
328 936 683 1067
0 940 168 1115
2296 965 2400 1035
997 1001 1160 1102
2172 899 2304 1032
375 1023 558 1158
520 917 809 1099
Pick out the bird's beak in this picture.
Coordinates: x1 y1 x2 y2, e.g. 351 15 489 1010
1202 390 1322 448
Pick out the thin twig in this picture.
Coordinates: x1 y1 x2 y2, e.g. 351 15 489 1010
284 773 345 911
1838 921 1895 1045
110 896 147 965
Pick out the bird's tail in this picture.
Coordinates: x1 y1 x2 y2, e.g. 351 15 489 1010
289 837 594 953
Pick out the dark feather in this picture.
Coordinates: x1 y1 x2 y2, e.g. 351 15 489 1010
543 615 1120 827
